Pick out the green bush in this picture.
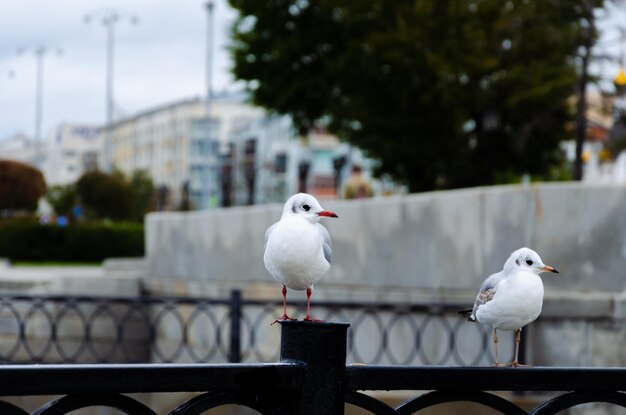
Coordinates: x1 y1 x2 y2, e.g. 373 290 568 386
0 222 144 263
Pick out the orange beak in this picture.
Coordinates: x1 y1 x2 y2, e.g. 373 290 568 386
541 265 559 274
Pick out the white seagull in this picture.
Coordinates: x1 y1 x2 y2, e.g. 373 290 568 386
264 193 338 322
460 247 559 366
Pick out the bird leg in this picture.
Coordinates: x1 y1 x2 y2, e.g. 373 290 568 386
492 328 505 367
271 285 297 325
504 328 531 367
303 288 325 322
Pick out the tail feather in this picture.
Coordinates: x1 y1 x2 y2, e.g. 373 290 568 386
457 308 476 322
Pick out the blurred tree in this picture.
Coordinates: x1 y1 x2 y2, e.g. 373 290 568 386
76 171 135 221
130 170 156 221
46 184 77 217
229 0 603 192
0 160 46 213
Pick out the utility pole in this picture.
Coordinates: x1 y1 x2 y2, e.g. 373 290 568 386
84 9 138 172
205 1 215 119
17 46 62 168
573 1 596 181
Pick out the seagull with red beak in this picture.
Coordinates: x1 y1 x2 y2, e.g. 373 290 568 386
264 193 338 322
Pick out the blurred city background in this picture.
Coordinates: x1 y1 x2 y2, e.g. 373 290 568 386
1 0 626 220
1 1 626 413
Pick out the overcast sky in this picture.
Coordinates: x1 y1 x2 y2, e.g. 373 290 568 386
0 0 240 140
1 2 625 141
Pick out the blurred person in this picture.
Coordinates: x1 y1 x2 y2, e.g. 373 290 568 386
343 164 373 199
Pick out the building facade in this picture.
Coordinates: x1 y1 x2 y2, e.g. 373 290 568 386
44 123 102 186
108 94 265 210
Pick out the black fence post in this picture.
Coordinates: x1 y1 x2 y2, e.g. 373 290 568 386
279 320 350 415
229 289 242 363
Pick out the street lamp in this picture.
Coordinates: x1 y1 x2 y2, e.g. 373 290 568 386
205 1 215 118
84 9 138 172
17 45 62 168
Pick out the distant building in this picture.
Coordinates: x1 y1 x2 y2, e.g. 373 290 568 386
227 115 379 205
44 123 103 186
108 94 264 210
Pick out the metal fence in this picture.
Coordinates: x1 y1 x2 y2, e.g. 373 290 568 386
0 290 514 366
0 321 625 415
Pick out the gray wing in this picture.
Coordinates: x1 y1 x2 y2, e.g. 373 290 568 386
317 224 333 264
264 223 278 252
470 271 505 320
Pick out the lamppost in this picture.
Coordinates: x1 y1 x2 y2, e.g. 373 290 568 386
17 45 62 168
205 1 215 118
205 1 219 208
84 9 138 172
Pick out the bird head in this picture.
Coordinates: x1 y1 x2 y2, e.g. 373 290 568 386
504 247 559 275
281 193 338 223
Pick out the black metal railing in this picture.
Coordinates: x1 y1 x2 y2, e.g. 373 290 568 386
0 291 519 365
0 321 625 415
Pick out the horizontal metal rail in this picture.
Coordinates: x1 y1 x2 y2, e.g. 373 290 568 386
0 363 302 396
346 365 626 391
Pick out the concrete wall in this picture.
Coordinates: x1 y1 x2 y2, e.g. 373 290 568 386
145 182 626 294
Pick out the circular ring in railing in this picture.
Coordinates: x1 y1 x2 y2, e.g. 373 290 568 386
246 304 275 362
351 309 386 364
395 390 527 415
345 391 400 415
31 394 156 415
85 301 120 363
385 311 420 365
118 300 152 363
54 300 89 363
150 300 186 363
529 391 626 415
185 302 220 362
21 300 54 362
416 315 454 365
0 299 23 362
449 316 483 366
170 390 287 415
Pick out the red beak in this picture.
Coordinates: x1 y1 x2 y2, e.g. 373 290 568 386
317 210 338 218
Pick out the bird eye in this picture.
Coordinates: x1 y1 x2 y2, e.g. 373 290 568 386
302 204 310 211
526 259 533 266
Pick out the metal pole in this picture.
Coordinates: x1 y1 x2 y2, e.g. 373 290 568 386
34 47 44 167
279 320 350 415
228 289 242 363
18 45 60 168
84 9 137 172
205 1 216 208
205 1 214 119
105 16 115 172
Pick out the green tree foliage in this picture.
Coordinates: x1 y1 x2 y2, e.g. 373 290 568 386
130 170 156 221
46 184 77 217
0 160 46 213
76 171 135 221
229 0 602 192
74 170 156 222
